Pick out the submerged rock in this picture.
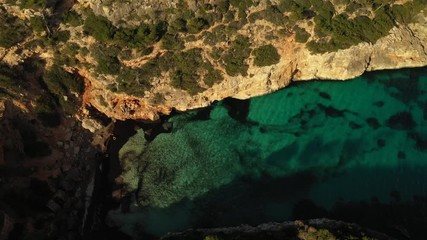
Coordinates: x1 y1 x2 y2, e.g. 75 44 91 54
118 114 247 207
386 112 416 130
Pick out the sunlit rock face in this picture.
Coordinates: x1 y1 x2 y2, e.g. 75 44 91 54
77 0 427 121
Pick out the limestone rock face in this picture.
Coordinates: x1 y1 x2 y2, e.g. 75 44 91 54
85 21 427 121
296 24 427 81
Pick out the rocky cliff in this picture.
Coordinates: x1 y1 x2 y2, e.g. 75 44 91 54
1 0 427 122
81 0 427 121
87 21 427 121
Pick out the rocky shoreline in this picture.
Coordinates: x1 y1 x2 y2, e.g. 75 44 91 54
162 219 394 240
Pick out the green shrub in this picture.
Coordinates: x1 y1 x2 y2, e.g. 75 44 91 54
30 16 45 33
112 27 135 45
391 0 427 24
90 44 121 75
172 70 204 95
62 11 82 27
54 42 80 66
133 21 168 46
252 44 281 67
249 5 286 25
305 0 427 54
345 2 363 14
43 65 84 96
52 30 71 42
186 17 209 34
0 11 29 48
113 21 168 48
204 67 224 87
230 0 254 14
224 10 235 22
203 25 227 45
170 18 187 33
20 0 46 9
42 65 84 114
294 26 310 43
216 0 230 13
199 10 223 26
223 35 251 76
210 47 223 60
116 67 152 97
79 47 89 56
170 48 205 94
151 93 164 105
84 13 115 42
161 33 185 50
307 3 396 53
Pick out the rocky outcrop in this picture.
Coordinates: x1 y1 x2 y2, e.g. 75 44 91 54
297 23 427 81
161 219 394 240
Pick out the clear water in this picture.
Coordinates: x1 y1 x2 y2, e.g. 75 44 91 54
110 67 427 239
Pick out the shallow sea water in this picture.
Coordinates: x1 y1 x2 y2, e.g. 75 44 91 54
110 67 427 239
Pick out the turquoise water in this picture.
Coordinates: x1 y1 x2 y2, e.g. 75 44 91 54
110 67 427 239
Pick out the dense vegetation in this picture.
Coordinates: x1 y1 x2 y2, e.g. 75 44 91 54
170 49 206 94
223 35 252 77
0 9 30 48
253 44 281 67
294 26 311 43
18 0 47 9
42 65 84 114
111 48 223 96
301 0 427 52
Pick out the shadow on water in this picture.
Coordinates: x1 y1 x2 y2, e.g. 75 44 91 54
85 119 173 240
222 98 251 122
363 66 427 103
190 171 318 228
132 164 427 240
